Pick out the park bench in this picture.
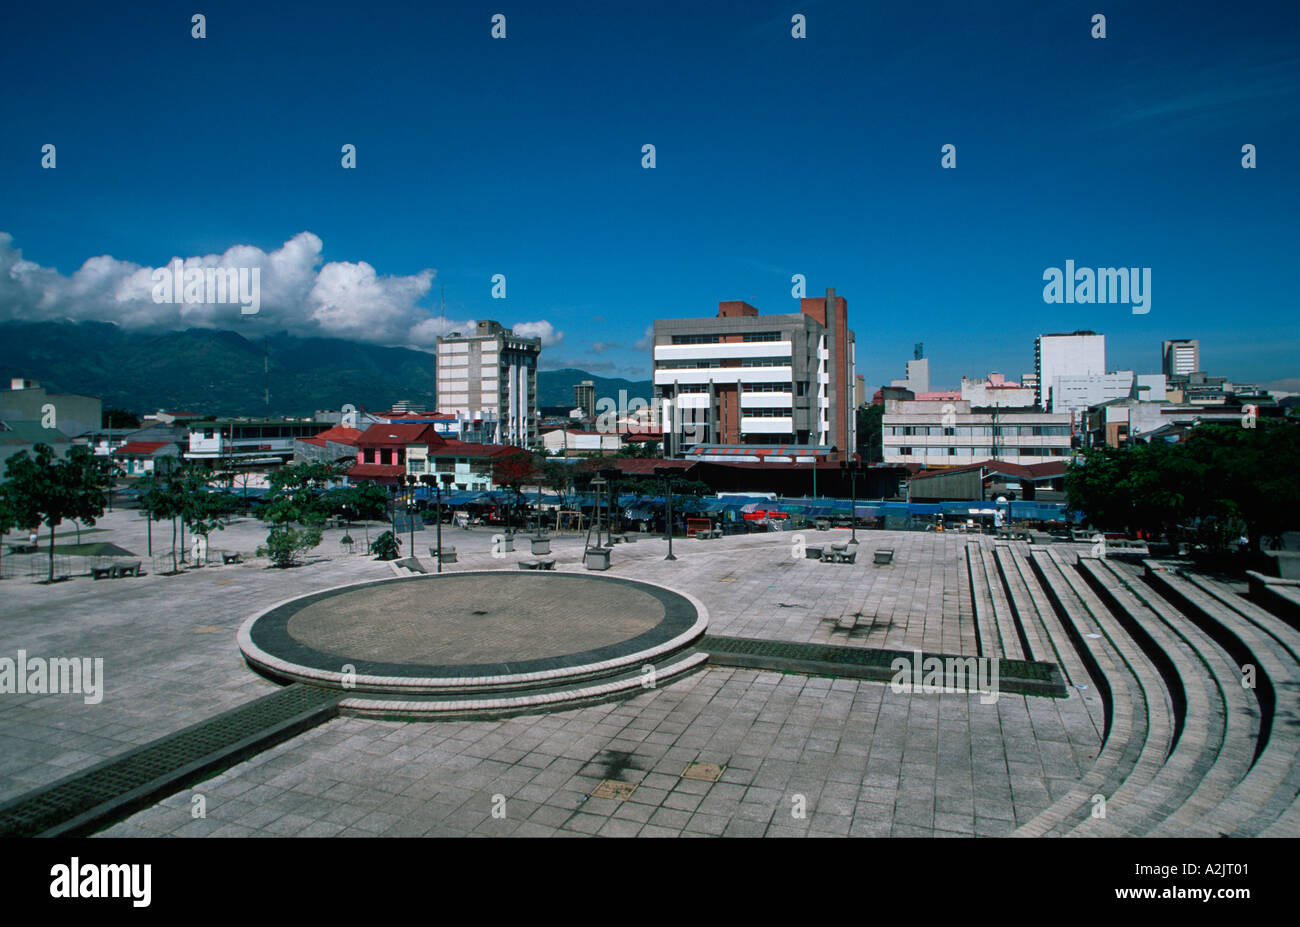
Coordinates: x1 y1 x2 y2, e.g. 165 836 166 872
517 558 556 571
832 547 857 564
822 541 849 563
874 549 894 565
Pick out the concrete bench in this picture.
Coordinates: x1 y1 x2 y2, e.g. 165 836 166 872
221 552 242 565
429 547 456 563
6 543 38 554
114 561 142 578
874 549 894 565
832 547 857 564
517 558 556 571
813 519 831 532
91 565 116 580
805 545 824 560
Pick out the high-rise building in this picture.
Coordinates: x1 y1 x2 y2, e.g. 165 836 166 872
435 320 540 447
651 288 856 460
1162 339 1200 378
1034 331 1106 412
573 380 596 419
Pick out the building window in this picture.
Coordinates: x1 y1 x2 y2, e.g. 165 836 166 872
363 448 375 463
410 458 425 473
671 334 720 345
741 332 782 342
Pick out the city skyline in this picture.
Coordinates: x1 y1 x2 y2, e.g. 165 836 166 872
1 0 1296 393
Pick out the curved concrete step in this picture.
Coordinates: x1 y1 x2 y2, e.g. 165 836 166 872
338 651 710 720
966 542 1024 660
1072 557 1222 836
1142 562 1300 837
993 545 1049 663
1010 549 1150 837
997 546 1104 736
1034 550 1174 838
1101 560 1257 836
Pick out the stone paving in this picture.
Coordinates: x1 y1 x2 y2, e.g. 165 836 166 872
0 510 1102 835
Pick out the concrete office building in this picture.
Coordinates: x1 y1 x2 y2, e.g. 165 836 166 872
890 357 930 395
573 380 596 419
882 399 1072 466
1162 339 1200 378
436 320 540 447
651 288 856 460
1034 331 1106 412
1 378 102 439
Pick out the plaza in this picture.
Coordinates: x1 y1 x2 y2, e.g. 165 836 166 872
0 508 1297 838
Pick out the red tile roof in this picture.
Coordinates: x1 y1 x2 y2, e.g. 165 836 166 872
908 459 1068 482
429 441 524 458
346 463 407 479
355 423 438 447
113 441 172 456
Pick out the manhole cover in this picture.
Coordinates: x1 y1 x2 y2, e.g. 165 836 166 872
591 780 638 801
682 762 724 782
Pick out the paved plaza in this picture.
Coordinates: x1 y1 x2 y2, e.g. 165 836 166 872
1 508 1297 837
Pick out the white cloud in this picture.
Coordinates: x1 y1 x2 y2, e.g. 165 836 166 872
512 319 564 346
633 324 654 352
0 231 459 349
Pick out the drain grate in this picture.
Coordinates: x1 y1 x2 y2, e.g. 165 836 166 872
0 683 343 837
699 635 1065 698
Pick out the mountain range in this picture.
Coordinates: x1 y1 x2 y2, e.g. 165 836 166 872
0 321 651 419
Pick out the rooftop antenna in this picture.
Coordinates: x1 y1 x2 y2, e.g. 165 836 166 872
263 338 270 419
914 342 924 361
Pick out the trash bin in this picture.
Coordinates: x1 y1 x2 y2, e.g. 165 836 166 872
585 547 611 571
531 537 551 555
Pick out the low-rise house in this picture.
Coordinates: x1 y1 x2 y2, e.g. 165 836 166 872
112 440 180 476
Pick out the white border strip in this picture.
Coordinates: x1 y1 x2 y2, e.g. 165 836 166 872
236 570 710 692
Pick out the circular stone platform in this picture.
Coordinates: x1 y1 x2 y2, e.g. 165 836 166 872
237 571 708 701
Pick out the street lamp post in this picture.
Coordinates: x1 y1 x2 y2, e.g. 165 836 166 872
589 475 606 550
403 475 417 555
654 466 677 561
840 458 860 545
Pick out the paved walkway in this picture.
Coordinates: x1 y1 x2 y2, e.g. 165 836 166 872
1 513 1102 835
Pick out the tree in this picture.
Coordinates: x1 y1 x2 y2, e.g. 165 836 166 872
1065 421 1300 555
857 404 884 464
102 408 141 430
473 450 535 531
2 444 111 582
178 465 228 563
260 462 340 566
137 469 187 573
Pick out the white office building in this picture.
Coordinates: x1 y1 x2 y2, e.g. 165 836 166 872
1035 331 1106 412
436 320 540 447
882 399 1073 466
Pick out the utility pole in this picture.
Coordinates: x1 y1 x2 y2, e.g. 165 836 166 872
263 339 270 420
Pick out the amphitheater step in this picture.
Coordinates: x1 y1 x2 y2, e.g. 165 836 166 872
1071 557 1225 836
1010 548 1151 837
1141 561 1300 837
340 650 710 720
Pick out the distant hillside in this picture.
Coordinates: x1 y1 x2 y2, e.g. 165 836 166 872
537 368 653 408
0 321 649 419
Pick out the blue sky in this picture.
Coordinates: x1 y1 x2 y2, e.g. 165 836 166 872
1 0 1297 391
